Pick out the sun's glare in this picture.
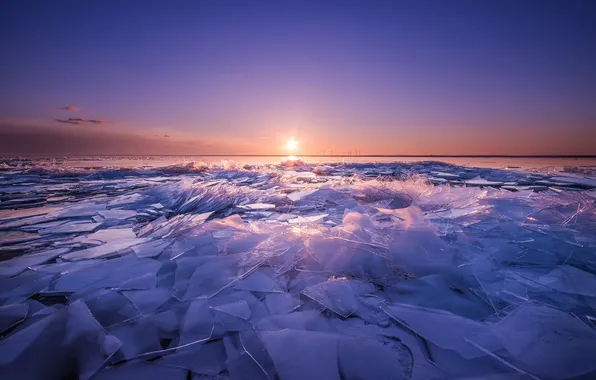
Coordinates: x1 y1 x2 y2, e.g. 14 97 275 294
286 138 298 152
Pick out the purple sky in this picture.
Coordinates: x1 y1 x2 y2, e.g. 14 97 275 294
1 0 595 155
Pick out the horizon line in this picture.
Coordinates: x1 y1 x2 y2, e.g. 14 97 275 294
3 154 596 158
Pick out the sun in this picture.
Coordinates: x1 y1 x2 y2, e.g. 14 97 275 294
286 138 298 152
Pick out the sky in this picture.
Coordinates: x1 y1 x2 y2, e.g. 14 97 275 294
1 0 595 156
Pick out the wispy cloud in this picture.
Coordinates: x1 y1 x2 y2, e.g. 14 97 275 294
164 134 170 138
55 118 83 125
55 118 107 126
57 105 78 111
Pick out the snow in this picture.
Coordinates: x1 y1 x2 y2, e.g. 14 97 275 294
0 157 595 379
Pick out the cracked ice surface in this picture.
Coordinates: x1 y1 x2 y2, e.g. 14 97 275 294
1 157 596 379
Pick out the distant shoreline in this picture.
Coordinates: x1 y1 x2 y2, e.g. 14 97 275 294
3 155 596 159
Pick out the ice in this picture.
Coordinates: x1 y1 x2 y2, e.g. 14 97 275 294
0 300 121 380
93 362 187 380
61 237 150 261
260 329 412 380
30 259 99 275
468 303 596 379
39 221 101 234
0 206 59 223
179 299 214 345
121 288 171 314
0 303 28 333
241 203 276 210
550 175 596 188
465 177 504 187
384 274 495 320
54 255 161 291
337 335 413 380
287 188 318 201
98 209 137 220
80 227 136 245
212 299 252 319
132 238 172 258
287 213 328 224
264 293 302 315
0 247 70 277
1 158 596 378
0 271 54 302
259 329 341 380
83 289 140 326
0 231 41 246
302 278 375 317
257 310 332 332
108 318 162 360
224 333 273 380
536 265 596 297
234 269 283 293
158 340 227 375
382 302 487 359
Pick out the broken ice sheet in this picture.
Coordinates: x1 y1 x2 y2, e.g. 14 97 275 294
1 159 596 379
0 271 54 302
0 231 42 245
29 259 100 275
163 211 214 238
98 208 137 220
224 232 269 255
240 203 276 210
0 303 28 333
121 288 171 315
383 273 495 320
337 334 413 380
0 300 121 380
159 340 227 375
0 206 60 223
381 302 487 359
180 255 245 300
79 227 136 246
60 237 150 261
536 265 596 297
287 188 318 202
302 278 375 317
287 213 328 224
211 299 251 320
179 299 214 346
259 329 412 380
465 177 504 187
264 293 302 315
224 333 273 380
54 201 106 218
107 318 162 360
53 255 161 291
0 247 70 278
93 362 187 380
234 268 283 293
83 289 140 327
115 270 159 290
209 291 263 332
469 303 596 379
132 238 172 258
257 310 333 332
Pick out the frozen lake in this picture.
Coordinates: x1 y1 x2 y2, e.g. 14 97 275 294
9 155 596 172
1 156 595 379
